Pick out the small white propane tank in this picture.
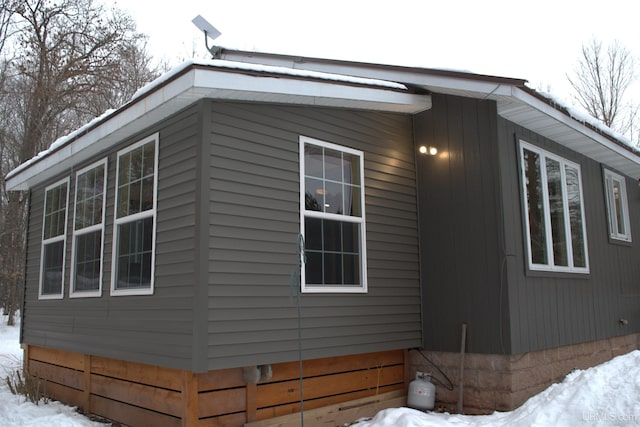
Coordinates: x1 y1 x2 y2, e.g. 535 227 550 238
407 371 436 411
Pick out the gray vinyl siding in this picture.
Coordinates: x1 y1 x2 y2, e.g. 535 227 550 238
204 101 422 370
21 104 202 369
498 117 640 354
414 94 508 355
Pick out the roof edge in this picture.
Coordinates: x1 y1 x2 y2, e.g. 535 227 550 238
6 60 431 190
519 85 640 157
219 48 529 87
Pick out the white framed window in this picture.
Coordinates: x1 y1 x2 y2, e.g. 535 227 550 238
519 141 589 273
299 136 367 293
39 178 70 299
70 159 107 297
604 169 631 242
111 134 158 296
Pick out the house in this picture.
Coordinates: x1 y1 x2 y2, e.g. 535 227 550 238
6 50 640 425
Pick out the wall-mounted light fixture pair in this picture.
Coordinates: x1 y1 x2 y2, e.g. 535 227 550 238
418 145 438 156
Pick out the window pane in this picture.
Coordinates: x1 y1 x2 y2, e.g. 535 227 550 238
304 217 362 287
305 178 324 211
141 176 154 211
546 158 568 266
44 183 68 239
343 254 360 285
117 141 155 219
304 142 361 219
346 185 361 217
75 164 104 230
117 184 128 218
612 180 625 235
74 200 86 230
129 180 141 215
342 222 359 253
42 240 64 295
565 166 586 268
91 195 101 226
305 252 323 284
523 149 548 265
305 217 322 250
325 181 343 214
323 219 342 252
304 145 324 178
143 142 155 177
74 231 101 292
131 148 143 181
116 217 153 289
343 153 360 186
323 252 342 284
324 149 343 182
119 152 131 185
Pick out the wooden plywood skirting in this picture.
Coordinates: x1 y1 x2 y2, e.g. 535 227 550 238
245 389 407 427
255 350 407 421
24 345 408 427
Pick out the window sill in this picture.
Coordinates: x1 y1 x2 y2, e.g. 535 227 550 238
608 236 632 247
69 291 102 298
38 294 63 300
302 285 368 294
525 267 590 280
110 287 154 296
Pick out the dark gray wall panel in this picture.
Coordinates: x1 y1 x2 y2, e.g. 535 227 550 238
498 117 640 354
21 105 202 370
22 100 422 372
415 94 507 355
204 102 422 370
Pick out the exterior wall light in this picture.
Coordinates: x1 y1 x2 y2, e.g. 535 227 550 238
419 145 438 156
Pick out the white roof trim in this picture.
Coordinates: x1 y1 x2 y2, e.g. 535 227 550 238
6 62 431 191
497 87 640 177
219 51 640 177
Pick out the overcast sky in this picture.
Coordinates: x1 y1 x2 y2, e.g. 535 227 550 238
116 0 640 104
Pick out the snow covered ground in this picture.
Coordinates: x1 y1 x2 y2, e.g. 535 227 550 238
0 313 105 426
354 351 640 427
1 313 639 426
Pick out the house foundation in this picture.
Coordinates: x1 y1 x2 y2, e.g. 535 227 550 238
410 333 640 414
22 345 408 426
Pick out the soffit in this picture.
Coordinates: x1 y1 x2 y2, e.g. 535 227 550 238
495 88 640 178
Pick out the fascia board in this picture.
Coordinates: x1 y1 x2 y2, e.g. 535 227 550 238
5 70 198 191
219 51 517 99
191 67 431 111
504 87 640 173
294 62 515 99
6 67 430 191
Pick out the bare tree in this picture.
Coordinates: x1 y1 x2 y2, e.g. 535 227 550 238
567 39 638 143
0 0 162 324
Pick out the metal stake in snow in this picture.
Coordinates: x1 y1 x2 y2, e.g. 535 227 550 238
457 322 467 414
192 15 223 59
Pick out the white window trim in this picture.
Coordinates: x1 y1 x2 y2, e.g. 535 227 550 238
519 140 590 274
299 135 368 293
70 158 108 298
604 169 632 242
110 133 159 296
39 177 70 300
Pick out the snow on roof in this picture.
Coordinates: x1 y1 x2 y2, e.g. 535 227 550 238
6 59 409 182
130 58 408 101
6 108 115 181
535 89 637 151
6 53 639 185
